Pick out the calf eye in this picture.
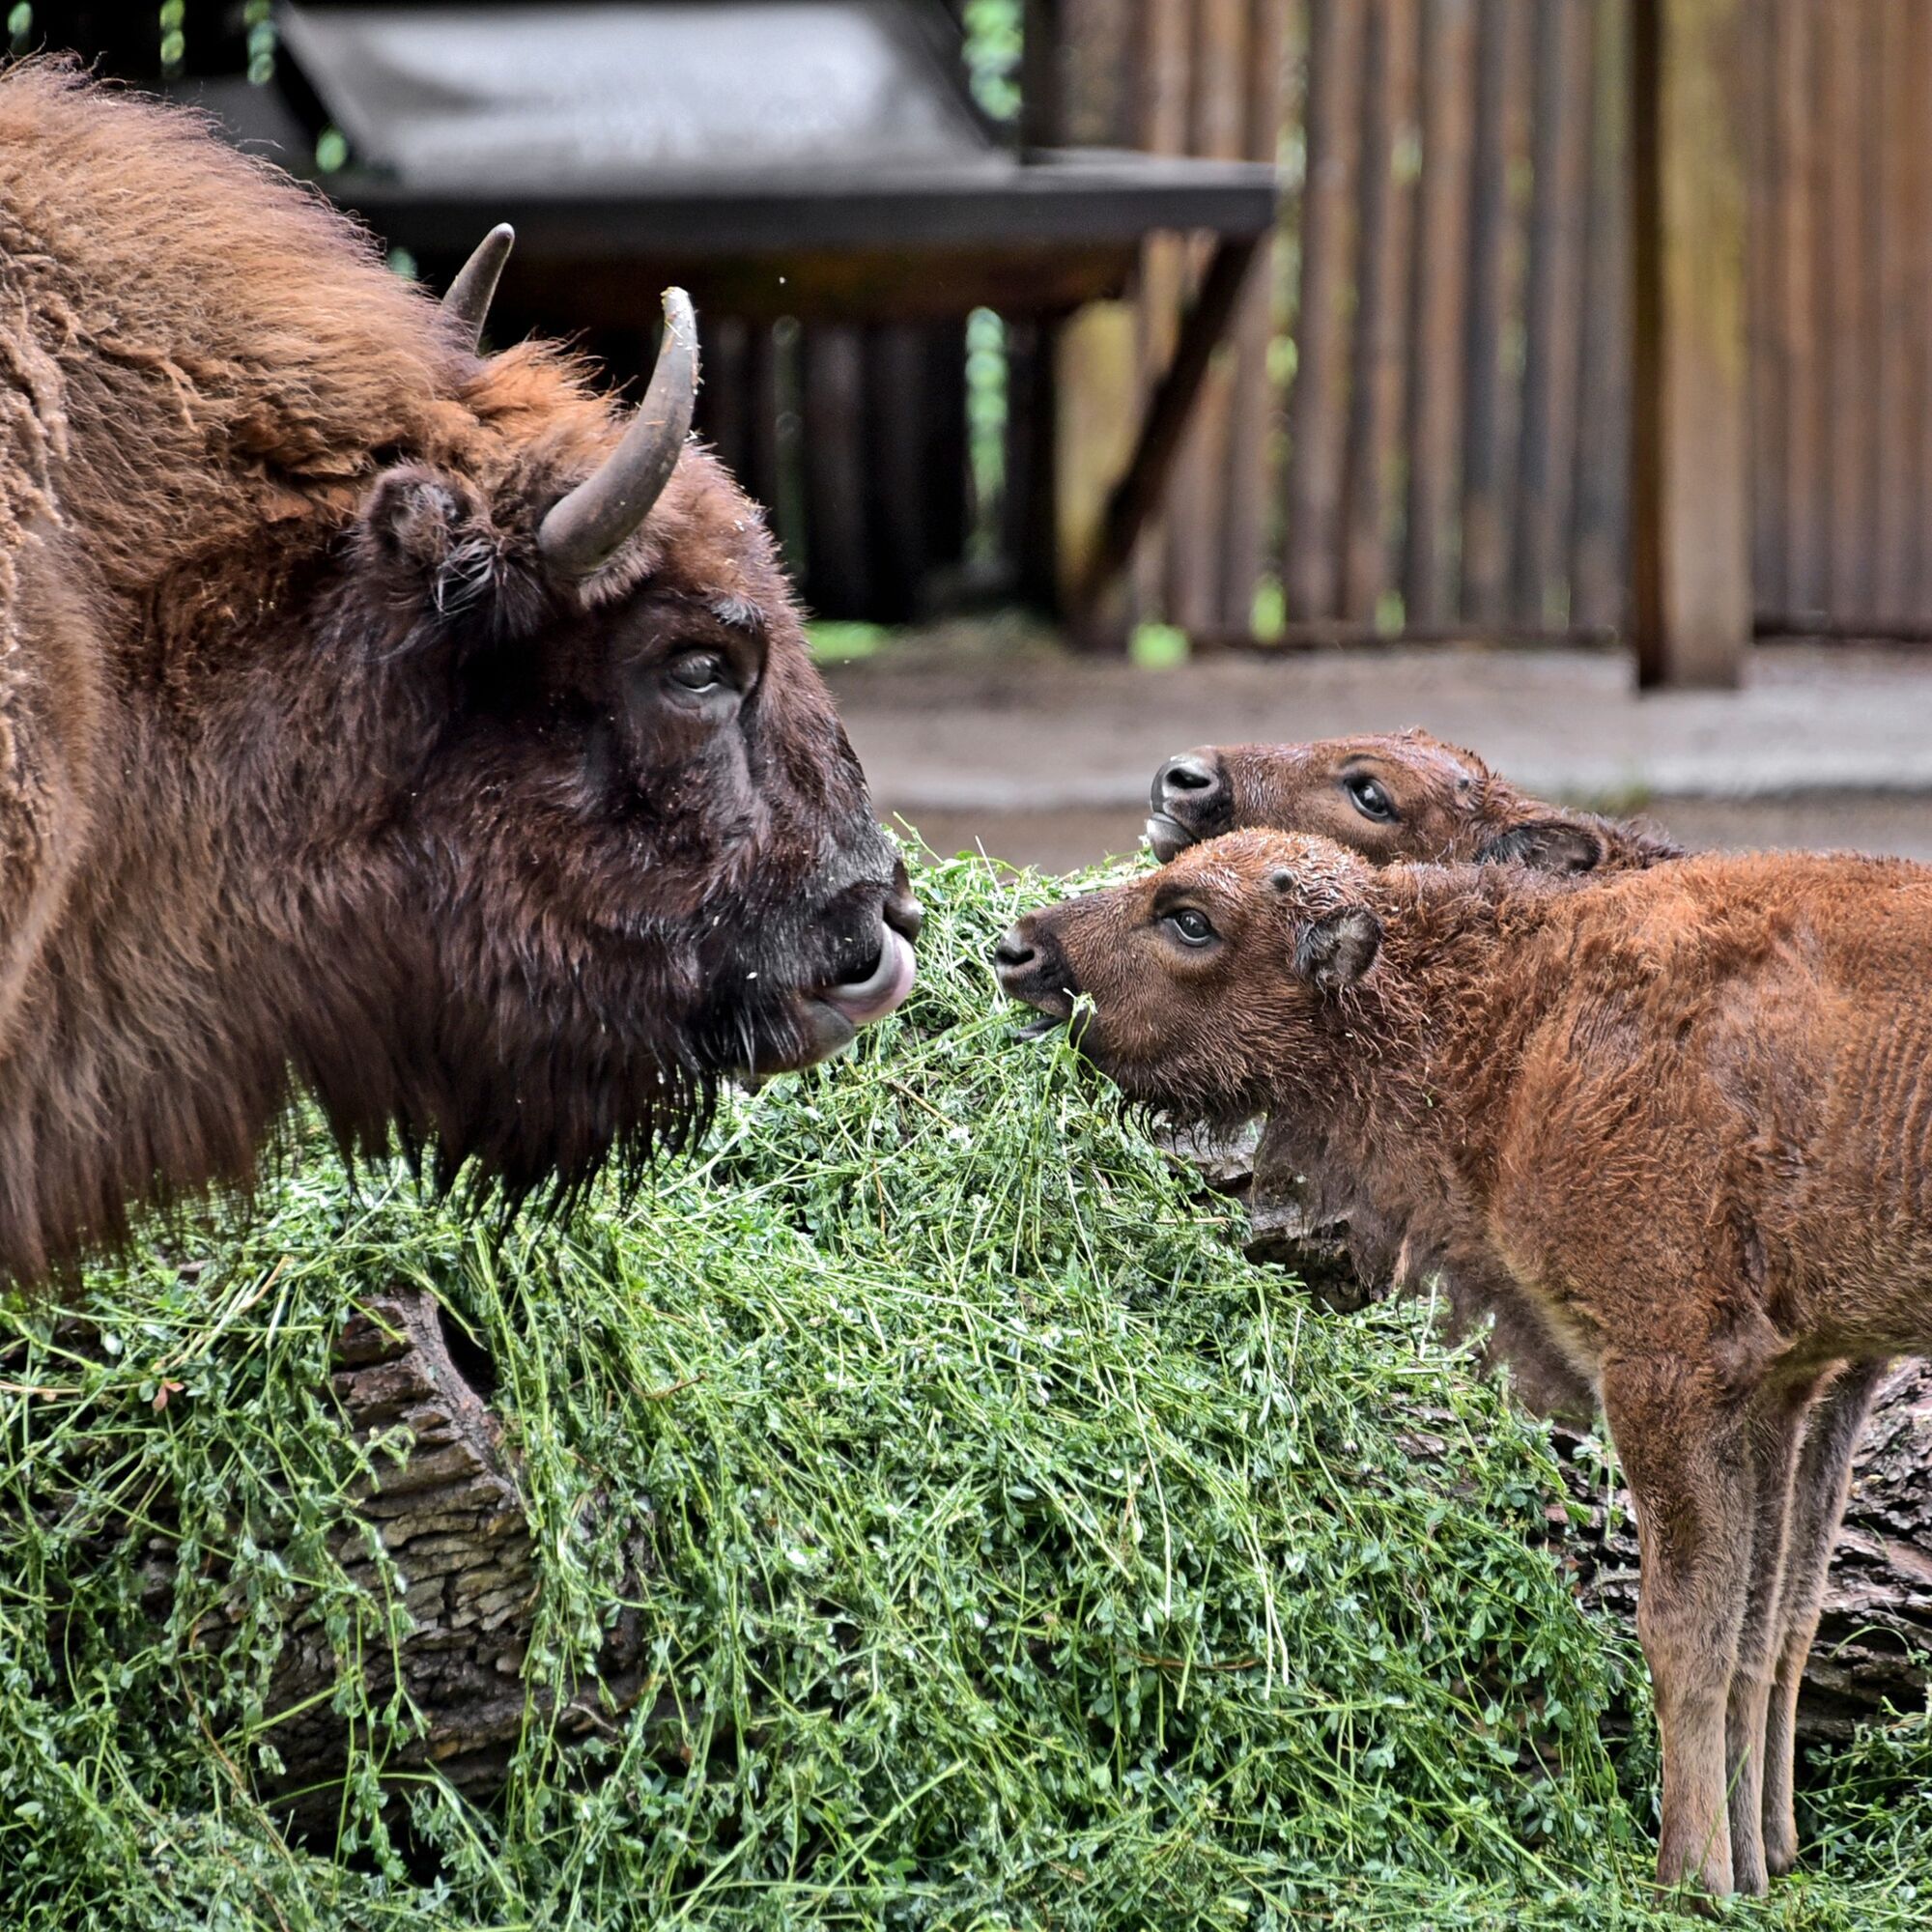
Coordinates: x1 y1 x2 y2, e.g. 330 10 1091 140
1344 774 1396 821
1166 909 1216 947
668 651 727 694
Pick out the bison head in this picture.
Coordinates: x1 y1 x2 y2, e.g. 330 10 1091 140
994 832 1382 1129
307 265 919 1204
2 177 921 1282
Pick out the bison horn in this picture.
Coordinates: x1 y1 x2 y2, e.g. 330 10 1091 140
441 223 514 350
538 289 699 579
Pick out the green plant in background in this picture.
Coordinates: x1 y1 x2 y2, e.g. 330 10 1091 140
961 0 1023 126
806 620 891 665
1 847 1928 1930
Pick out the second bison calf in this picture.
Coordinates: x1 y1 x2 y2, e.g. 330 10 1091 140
996 830 1932 1901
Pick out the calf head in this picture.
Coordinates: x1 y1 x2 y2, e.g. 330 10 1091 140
1147 729 1668 874
995 831 1381 1126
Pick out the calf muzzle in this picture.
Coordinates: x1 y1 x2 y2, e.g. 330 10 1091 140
1147 750 1231 861
995 915 1079 1020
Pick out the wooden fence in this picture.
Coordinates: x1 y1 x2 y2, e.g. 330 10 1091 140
26 1 1932 642
1047 0 1634 643
1069 0 1932 649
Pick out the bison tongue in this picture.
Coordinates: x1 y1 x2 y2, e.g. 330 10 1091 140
817 928 916 1028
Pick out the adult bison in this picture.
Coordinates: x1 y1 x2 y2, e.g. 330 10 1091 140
0 64 916 1288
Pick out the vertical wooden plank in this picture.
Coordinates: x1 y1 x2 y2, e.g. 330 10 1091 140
1910 1 1932 619
1053 303 1145 614
1403 0 1476 627
1003 320 1058 607
1775 0 1823 621
801 327 869 617
1166 0 1248 632
1134 0 1196 618
1630 0 1751 689
1510 0 1591 624
1874 0 1915 623
1047 0 1144 639
1822 1 1868 616
1216 0 1291 630
1458 0 1520 621
921 320 970 579
864 324 931 621
1744 0 1782 617
742 322 782 526
1859 2 1886 622
699 316 751 488
1340 0 1419 621
1571 0 1632 633
1282 0 1366 618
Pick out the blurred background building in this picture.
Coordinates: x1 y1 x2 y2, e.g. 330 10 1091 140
15 2 1932 864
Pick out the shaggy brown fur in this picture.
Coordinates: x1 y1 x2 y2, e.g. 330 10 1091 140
0 62 914 1286
1147 729 1684 873
999 833 1932 1898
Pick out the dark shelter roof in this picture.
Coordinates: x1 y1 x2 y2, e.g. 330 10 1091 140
267 0 1276 282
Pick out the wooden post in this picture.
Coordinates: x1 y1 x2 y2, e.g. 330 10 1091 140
1630 0 1750 690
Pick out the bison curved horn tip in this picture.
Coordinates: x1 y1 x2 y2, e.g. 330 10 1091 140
538 288 700 580
440 222 515 350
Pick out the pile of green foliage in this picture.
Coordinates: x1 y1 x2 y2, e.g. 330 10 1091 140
2 847 1928 1929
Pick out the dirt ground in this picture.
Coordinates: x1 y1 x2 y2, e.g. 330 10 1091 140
827 624 1932 870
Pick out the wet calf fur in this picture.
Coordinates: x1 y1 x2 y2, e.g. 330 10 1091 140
1151 731 1685 1423
1148 728 1683 873
996 832 1932 1900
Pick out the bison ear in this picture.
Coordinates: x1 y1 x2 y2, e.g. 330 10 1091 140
1475 816 1607 875
359 466 499 598
1293 907 1380 992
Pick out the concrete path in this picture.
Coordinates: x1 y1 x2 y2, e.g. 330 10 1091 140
827 633 1932 869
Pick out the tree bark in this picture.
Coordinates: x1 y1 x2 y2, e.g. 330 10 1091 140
1178 1125 1932 1742
105 1287 655 1827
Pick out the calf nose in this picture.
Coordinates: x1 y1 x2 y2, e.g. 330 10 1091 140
1148 751 1229 860
1152 752 1223 816
994 924 1037 977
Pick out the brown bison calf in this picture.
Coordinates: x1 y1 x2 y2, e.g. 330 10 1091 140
1147 728 1683 873
997 831 1932 1899
1149 730 1684 1423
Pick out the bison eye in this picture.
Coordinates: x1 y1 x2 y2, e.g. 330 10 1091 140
667 651 727 694
1165 908 1216 948
1344 774 1396 821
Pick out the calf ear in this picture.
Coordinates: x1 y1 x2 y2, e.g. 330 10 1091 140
1475 816 1607 875
1294 907 1381 991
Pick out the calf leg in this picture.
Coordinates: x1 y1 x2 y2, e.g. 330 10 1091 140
1722 1382 1815 1896
1601 1356 1759 1901
1761 1356 1887 1877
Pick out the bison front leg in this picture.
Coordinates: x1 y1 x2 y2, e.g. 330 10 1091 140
1721 1380 1816 1897
1761 1356 1888 1877
1602 1354 1758 1903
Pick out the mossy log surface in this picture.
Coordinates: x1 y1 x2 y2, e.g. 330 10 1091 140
201 1288 655 1823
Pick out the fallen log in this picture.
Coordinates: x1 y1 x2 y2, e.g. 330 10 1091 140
1177 1124 1932 1742
87 1286 655 1828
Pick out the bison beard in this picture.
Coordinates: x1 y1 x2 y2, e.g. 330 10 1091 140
0 62 914 1286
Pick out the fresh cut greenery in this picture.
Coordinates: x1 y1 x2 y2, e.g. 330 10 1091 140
2 845 1928 1930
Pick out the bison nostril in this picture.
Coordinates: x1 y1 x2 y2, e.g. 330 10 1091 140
994 927 1037 973
1154 753 1221 814
886 890 924 943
